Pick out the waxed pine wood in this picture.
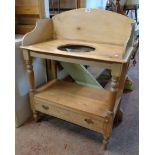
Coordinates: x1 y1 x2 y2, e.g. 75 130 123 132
21 39 130 64
35 80 115 118
21 9 134 150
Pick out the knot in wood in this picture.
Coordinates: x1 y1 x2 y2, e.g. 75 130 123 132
77 27 81 30
104 119 109 123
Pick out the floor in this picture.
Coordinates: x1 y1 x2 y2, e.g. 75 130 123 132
16 49 139 155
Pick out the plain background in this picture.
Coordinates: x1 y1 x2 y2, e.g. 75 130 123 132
0 0 155 155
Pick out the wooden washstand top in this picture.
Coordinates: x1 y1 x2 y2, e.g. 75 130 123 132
21 8 135 64
22 39 130 64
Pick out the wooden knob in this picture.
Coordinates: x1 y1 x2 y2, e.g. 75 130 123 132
84 118 94 124
42 105 49 110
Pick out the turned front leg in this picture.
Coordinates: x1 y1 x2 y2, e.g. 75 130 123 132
103 75 119 150
113 63 129 126
23 50 39 121
103 113 113 150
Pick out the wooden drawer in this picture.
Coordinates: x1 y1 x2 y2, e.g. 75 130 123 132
34 99 104 133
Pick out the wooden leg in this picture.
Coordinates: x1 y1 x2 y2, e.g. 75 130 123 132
103 136 110 150
24 50 39 122
102 113 113 150
102 73 120 149
113 63 128 126
51 60 57 79
33 111 39 122
26 60 39 121
46 60 57 81
103 120 113 150
46 60 52 81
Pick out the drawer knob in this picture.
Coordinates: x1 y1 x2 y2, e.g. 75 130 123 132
84 118 94 124
42 105 49 110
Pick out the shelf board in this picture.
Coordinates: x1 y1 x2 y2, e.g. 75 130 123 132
35 80 114 118
15 24 35 34
15 5 39 15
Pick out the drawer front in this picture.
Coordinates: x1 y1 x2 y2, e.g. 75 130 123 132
34 100 104 133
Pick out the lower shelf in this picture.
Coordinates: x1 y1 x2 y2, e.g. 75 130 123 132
34 80 115 133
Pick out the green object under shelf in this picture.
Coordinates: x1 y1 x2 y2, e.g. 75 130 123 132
60 62 102 88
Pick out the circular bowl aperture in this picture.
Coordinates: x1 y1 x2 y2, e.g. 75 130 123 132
57 44 95 52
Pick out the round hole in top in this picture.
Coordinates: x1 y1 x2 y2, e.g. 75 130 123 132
57 44 95 52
